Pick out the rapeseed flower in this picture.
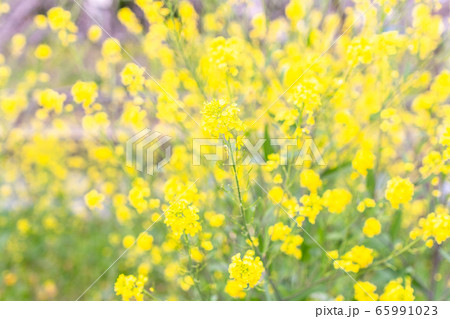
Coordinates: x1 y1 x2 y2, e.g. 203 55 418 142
380 277 414 301
299 169 322 193
84 190 105 210
71 81 98 108
114 274 147 301
164 199 201 238
228 250 264 289
385 177 414 209
201 98 244 140
354 281 379 301
363 218 382 238
322 189 352 214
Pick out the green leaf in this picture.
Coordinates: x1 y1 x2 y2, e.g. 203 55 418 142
263 124 274 160
390 210 402 240
439 249 450 263
366 169 375 197
320 161 351 178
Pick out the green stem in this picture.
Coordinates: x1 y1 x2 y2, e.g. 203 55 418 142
183 234 204 300
225 138 282 300
143 289 160 301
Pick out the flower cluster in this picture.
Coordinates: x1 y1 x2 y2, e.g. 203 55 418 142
410 207 449 246
354 277 414 301
47 7 78 46
121 63 146 95
201 98 245 139
164 199 202 238
228 250 265 289
114 274 148 301
206 36 242 76
71 81 98 108
334 245 374 273
385 177 415 209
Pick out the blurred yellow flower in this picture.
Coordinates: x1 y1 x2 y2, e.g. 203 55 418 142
363 217 382 238
84 189 105 209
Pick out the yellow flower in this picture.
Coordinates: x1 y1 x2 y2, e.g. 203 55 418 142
46 7 77 46
101 38 122 63
87 25 102 42
116 206 131 224
3 272 17 286
205 211 225 227
82 112 110 131
285 0 305 26
122 235 135 248
201 241 213 251
288 77 322 113
178 1 198 40
114 274 147 301
420 151 443 177
84 189 105 209
385 177 414 209
11 33 26 57
179 1 197 20
347 36 373 66
137 233 153 251
201 98 244 139
298 193 322 224
299 169 322 193
380 277 414 301
268 186 285 204
228 250 264 289
327 250 339 260
128 179 150 214
71 81 98 107
363 217 381 238
34 44 52 60
334 245 374 273
250 13 266 39
190 247 204 263
357 198 376 213
264 153 280 172
273 174 283 184
225 280 246 299
268 222 291 241
138 263 151 276
179 275 194 291
34 14 47 29
207 36 242 76
334 259 360 273
164 199 202 238
118 7 143 34
121 63 145 95
246 236 259 248
47 7 73 30
322 188 352 214
410 208 449 245
121 102 147 129
17 218 31 234
352 149 375 176
354 281 379 301
135 0 169 24
36 89 66 113
345 245 374 268
281 234 303 259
